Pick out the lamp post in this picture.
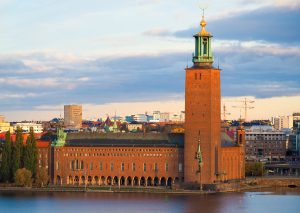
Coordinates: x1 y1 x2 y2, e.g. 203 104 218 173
196 130 203 191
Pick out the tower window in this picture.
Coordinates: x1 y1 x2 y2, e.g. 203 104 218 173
203 38 207 55
200 73 202 80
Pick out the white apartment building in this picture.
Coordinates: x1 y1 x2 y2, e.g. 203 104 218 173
272 116 293 130
13 122 43 133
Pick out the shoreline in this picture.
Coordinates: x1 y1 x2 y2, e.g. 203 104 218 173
1 177 300 194
0 185 291 194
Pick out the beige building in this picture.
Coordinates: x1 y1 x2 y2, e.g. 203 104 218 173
13 122 43 133
0 122 13 133
0 115 5 123
64 105 82 128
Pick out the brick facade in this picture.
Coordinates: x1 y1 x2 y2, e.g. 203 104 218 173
52 145 184 186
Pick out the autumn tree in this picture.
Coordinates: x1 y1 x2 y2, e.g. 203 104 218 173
15 168 32 187
36 167 49 187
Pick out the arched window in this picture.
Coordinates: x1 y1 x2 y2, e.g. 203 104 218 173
143 163 146 172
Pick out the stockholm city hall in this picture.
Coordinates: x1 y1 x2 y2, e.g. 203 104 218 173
49 14 245 190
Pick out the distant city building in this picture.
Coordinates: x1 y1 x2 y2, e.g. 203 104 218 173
133 114 147 123
125 115 134 123
146 115 153 122
0 122 13 133
0 115 5 123
245 125 288 161
153 111 160 121
110 116 123 122
160 112 170 122
288 122 300 157
272 116 293 130
13 122 43 133
293 113 300 130
171 114 180 122
64 105 82 129
127 122 143 132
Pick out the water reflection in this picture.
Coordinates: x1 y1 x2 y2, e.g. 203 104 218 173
0 188 299 213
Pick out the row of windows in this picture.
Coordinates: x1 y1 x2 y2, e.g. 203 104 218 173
63 153 176 158
67 160 183 173
64 148 175 152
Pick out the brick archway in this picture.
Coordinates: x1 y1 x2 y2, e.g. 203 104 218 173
101 176 106 185
160 177 166 186
120 176 125 186
107 176 112 185
126 176 132 186
154 177 159 186
133 176 139 186
147 177 152 186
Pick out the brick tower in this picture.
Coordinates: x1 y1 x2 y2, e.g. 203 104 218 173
184 14 221 187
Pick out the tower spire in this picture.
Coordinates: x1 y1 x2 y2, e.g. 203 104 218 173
192 10 213 67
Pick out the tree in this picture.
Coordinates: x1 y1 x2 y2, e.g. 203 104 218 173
36 167 49 187
11 127 23 180
245 162 265 176
0 131 12 182
15 168 32 187
23 127 38 177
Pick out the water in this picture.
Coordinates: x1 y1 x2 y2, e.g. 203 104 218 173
0 188 300 213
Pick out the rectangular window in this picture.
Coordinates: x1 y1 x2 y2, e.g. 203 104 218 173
110 162 114 171
81 161 84 170
100 162 103 171
143 163 146 172
166 162 169 172
179 163 183 172
56 161 59 170
154 163 158 172
121 162 124 171
90 162 93 170
132 163 136 172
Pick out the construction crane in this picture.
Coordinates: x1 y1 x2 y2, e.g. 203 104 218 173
231 97 255 121
222 104 231 121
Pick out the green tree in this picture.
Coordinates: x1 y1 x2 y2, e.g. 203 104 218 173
0 131 12 182
11 127 23 180
23 127 38 177
15 168 32 187
245 162 265 176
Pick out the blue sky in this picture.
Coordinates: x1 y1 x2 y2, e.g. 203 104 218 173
0 0 300 121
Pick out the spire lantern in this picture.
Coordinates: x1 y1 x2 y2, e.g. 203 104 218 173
192 13 214 67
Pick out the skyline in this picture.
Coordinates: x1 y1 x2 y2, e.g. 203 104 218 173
0 0 299 121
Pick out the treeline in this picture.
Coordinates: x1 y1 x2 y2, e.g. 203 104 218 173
0 127 48 186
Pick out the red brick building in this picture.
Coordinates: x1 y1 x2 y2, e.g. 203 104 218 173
48 15 245 189
52 133 184 186
184 15 244 187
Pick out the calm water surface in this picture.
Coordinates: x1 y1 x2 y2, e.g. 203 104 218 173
0 188 300 213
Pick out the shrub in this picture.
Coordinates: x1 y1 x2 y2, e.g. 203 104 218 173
15 168 32 187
